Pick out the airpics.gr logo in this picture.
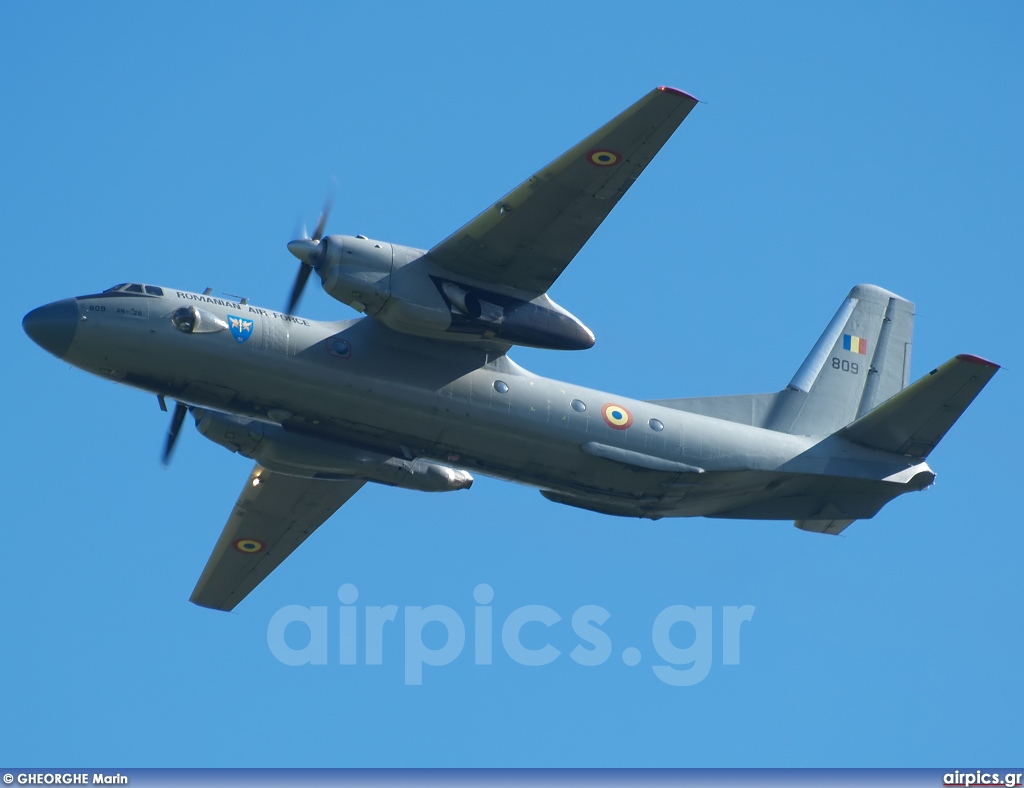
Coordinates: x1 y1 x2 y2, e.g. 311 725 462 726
228 315 255 344
267 583 756 686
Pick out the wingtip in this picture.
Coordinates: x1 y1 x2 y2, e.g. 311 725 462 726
657 85 700 102
956 353 1000 369
189 595 235 612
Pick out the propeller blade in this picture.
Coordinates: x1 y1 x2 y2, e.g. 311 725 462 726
311 194 333 242
286 263 313 315
162 401 188 465
286 187 334 313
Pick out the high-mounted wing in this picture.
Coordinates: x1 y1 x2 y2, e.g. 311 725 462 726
425 86 699 294
190 465 364 611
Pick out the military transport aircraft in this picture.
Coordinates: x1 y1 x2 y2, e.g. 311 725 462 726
23 87 998 611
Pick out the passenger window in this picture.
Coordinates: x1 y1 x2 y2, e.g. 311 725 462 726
571 399 586 413
649 418 665 432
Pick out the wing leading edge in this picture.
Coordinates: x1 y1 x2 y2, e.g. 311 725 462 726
426 86 699 294
190 465 364 611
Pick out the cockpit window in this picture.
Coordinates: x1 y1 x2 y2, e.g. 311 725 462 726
171 305 199 333
125 284 144 293
103 283 128 292
144 285 163 296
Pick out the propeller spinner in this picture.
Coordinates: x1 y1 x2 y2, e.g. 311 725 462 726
285 196 332 315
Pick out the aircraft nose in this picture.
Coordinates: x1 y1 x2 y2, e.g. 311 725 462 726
23 298 79 359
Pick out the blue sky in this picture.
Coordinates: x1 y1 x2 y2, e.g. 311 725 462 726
2 1 1021 768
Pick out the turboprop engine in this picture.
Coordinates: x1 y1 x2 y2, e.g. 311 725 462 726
287 232 594 351
194 409 473 493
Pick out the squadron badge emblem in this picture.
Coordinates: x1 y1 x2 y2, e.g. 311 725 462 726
228 315 254 344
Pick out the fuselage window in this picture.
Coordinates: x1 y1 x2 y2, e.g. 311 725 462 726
145 286 164 296
571 399 586 413
649 418 665 432
327 338 352 358
171 305 199 333
493 380 509 394
125 284 144 293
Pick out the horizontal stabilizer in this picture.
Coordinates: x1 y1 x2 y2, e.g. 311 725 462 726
839 354 999 457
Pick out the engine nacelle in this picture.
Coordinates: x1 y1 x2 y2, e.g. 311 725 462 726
383 261 595 350
313 235 594 351
194 409 472 493
318 235 394 315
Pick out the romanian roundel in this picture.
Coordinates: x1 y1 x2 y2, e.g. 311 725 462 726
587 149 620 167
601 403 634 430
234 538 265 554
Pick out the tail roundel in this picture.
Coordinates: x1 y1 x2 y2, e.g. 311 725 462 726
766 284 915 437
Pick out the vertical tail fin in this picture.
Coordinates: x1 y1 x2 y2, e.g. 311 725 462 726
767 284 915 437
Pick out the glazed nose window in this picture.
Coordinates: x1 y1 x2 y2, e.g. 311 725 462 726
171 306 199 333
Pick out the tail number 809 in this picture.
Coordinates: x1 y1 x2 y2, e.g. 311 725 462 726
832 357 860 375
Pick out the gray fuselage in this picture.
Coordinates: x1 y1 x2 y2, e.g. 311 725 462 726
47 286 929 521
